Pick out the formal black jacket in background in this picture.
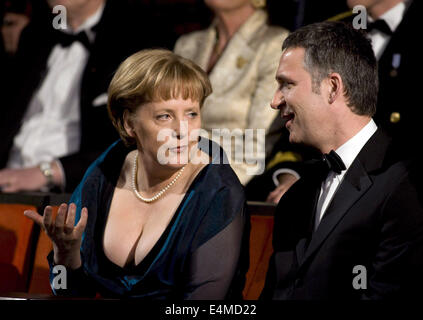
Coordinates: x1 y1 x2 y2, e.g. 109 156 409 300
261 129 423 300
373 0 421 154
0 0 171 191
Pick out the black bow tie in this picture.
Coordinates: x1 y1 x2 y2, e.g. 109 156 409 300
311 150 346 181
367 19 393 35
54 30 91 50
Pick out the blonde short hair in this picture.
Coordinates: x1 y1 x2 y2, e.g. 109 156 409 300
107 48 212 145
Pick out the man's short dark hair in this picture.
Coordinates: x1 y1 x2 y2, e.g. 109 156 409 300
282 21 378 116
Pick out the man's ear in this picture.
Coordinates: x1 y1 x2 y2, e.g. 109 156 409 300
123 109 135 138
327 72 343 104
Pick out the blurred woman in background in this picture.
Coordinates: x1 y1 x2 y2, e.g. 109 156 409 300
174 0 289 185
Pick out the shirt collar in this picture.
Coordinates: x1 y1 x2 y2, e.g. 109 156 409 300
210 9 267 42
369 0 408 33
335 119 378 172
63 2 105 43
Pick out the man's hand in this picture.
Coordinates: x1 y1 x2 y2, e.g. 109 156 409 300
0 162 64 193
266 173 299 204
0 167 48 192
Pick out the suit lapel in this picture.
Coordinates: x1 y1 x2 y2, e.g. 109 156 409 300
191 27 216 71
208 34 255 93
207 10 266 94
294 176 322 265
299 159 372 267
298 129 391 268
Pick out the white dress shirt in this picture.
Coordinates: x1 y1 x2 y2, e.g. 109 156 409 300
368 1 408 60
314 119 378 230
6 4 104 169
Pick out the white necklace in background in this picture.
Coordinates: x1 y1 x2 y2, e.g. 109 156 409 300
131 150 186 203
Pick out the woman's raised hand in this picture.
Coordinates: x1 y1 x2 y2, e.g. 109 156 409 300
24 203 88 270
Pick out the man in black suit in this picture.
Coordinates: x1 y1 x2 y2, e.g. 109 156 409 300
261 21 423 300
346 0 421 155
0 0 165 192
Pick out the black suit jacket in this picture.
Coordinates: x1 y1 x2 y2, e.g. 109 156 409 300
261 129 423 300
0 0 169 191
369 0 421 153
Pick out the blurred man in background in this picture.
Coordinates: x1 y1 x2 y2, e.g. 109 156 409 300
0 0 165 193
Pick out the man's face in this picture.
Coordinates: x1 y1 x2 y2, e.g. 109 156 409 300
271 48 330 147
347 0 383 10
47 0 90 12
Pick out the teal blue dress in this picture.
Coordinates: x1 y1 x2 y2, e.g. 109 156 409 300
48 138 249 299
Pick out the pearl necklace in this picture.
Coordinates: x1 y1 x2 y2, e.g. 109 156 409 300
131 150 186 203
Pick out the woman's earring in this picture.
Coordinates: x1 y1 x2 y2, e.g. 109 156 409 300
251 0 266 9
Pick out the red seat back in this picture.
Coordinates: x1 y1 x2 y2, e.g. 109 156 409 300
0 204 36 293
243 214 274 300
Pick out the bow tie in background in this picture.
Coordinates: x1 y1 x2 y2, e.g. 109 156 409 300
311 150 346 182
366 19 393 35
54 30 91 49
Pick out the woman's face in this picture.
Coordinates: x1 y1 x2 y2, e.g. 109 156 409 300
204 0 253 13
125 97 202 169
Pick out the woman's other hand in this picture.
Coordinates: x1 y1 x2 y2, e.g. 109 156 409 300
24 203 88 269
